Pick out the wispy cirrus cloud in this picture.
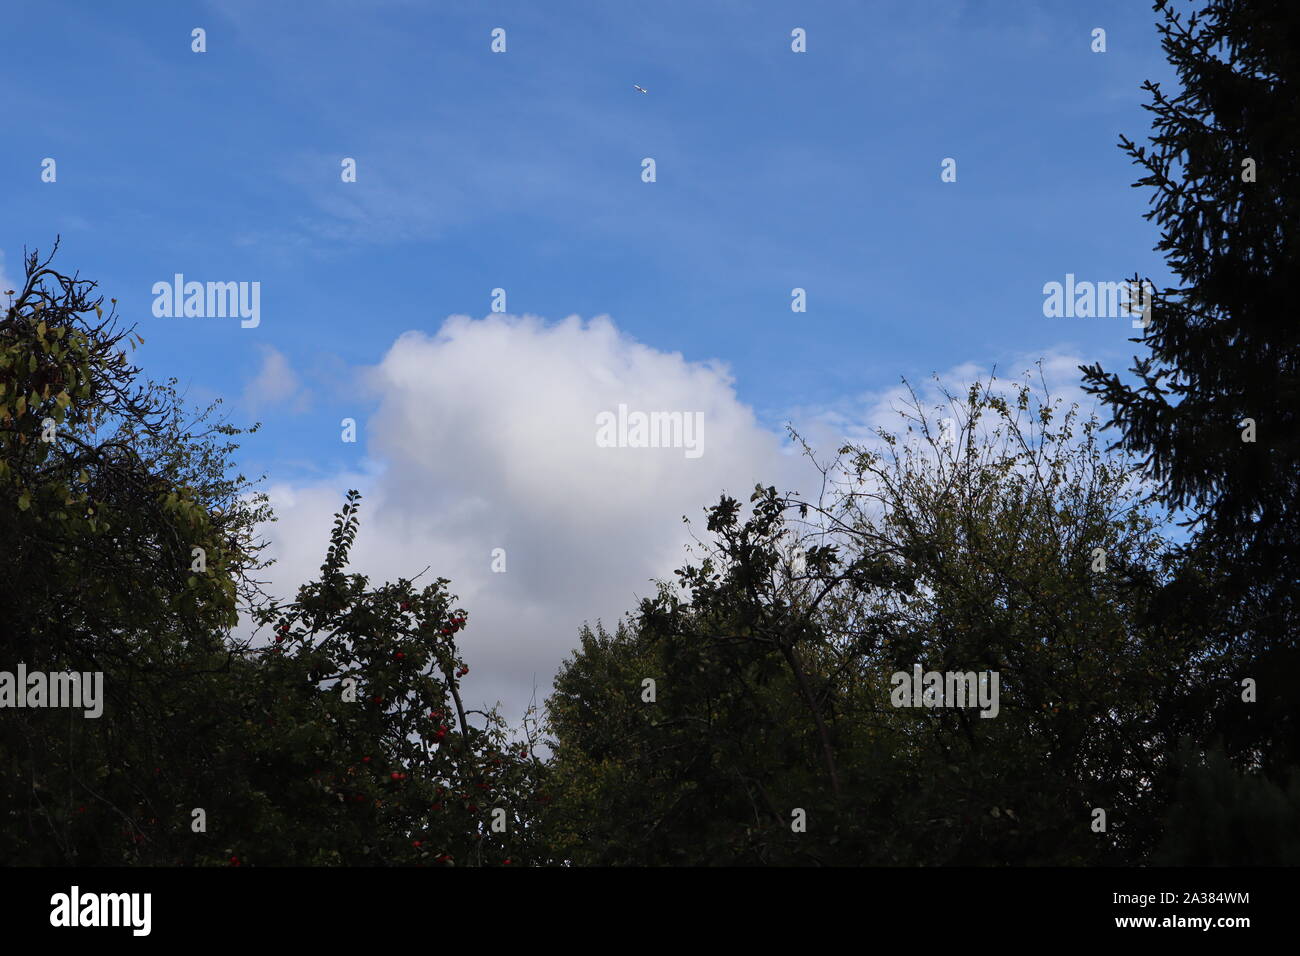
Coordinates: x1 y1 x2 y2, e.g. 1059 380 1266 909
241 344 313 415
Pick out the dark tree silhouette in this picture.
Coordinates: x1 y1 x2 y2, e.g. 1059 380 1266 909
1080 0 1300 781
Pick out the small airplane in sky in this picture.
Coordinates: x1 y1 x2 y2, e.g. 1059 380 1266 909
634 85 648 94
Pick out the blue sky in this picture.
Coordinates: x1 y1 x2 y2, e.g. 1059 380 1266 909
1 0 1179 719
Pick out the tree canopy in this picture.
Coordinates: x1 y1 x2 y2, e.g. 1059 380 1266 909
543 378 1209 864
1 247 544 865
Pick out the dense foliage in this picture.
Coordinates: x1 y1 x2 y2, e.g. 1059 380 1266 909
0 248 544 865
1081 0 1300 853
543 380 1209 864
4 0 1295 867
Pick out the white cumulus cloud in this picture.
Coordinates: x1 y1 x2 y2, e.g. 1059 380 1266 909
253 313 1099 730
256 313 805 726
